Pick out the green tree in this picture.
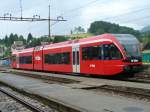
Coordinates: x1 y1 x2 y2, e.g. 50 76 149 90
4 35 9 47
53 36 69 43
9 33 14 45
13 34 19 41
27 33 33 43
142 33 150 49
73 26 85 34
19 35 26 44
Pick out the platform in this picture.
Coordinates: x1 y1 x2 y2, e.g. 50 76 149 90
10 69 150 90
0 72 150 112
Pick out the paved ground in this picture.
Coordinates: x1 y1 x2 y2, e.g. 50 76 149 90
0 72 150 112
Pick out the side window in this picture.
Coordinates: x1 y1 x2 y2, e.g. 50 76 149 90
91 46 101 60
12 55 16 61
19 57 23 64
44 54 55 64
19 56 32 64
44 52 70 64
62 52 70 64
82 46 102 60
103 45 111 60
44 54 49 64
82 47 91 60
103 44 122 60
26 56 32 64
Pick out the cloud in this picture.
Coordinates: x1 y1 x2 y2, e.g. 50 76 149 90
0 0 149 38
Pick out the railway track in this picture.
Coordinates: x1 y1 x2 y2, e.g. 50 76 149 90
83 85 150 100
1 66 150 85
100 85 150 98
119 77 150 84
0 87 49 112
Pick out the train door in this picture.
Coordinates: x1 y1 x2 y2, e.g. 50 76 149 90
72 45 80 73
16 54 19 68
33 46 43 70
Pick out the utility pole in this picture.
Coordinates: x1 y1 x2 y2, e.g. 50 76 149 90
48 5 51 38
20 0 23 19
0 0 67 38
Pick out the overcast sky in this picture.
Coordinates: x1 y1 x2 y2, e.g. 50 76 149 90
0 0 149 38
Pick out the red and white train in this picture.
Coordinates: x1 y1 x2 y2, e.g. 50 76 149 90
11 34 142 76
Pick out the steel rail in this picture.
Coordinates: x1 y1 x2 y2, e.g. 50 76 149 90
0 87 45 112
99 85 150 98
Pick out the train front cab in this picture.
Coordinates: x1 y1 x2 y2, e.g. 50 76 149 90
114 34 142 73
80 34 142 76
80 39 123 76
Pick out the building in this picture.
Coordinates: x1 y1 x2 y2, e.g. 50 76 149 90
0 45 6 57
11 41 25 51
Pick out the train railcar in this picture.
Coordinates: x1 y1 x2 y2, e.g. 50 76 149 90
14 48 34 70
11 34 142 76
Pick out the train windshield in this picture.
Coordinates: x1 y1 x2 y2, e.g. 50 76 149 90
115 34 141 57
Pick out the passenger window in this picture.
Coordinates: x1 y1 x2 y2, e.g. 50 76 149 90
44 52 70 64
103 44 122 60
19 56 32 64
82 47 90 60
62 52 70 64
12 55 16 61
92 46 102 60
82 45 102 60
26 56 32 64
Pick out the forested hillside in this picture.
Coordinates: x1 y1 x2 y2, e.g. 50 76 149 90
88 21 141 38
141 25 150 33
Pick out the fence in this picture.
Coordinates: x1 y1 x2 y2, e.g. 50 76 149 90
142 53 150 63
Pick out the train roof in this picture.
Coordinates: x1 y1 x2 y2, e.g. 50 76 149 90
43 34 112 50
43 33 134 50
13 47 34 54
12 33 137 53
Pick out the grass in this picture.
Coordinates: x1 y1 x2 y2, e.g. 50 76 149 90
143 63 150 65
143 50 150 53
69 33 94 39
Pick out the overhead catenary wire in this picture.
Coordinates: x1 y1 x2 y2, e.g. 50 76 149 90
103 5 150 20
120 15 150 23
67 4 150 22
47 1 150 34
61 0 105 16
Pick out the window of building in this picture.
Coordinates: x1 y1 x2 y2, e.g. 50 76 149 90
44 52 70 64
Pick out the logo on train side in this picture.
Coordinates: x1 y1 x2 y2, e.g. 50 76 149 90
89 64 96 68
35 56 41 61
